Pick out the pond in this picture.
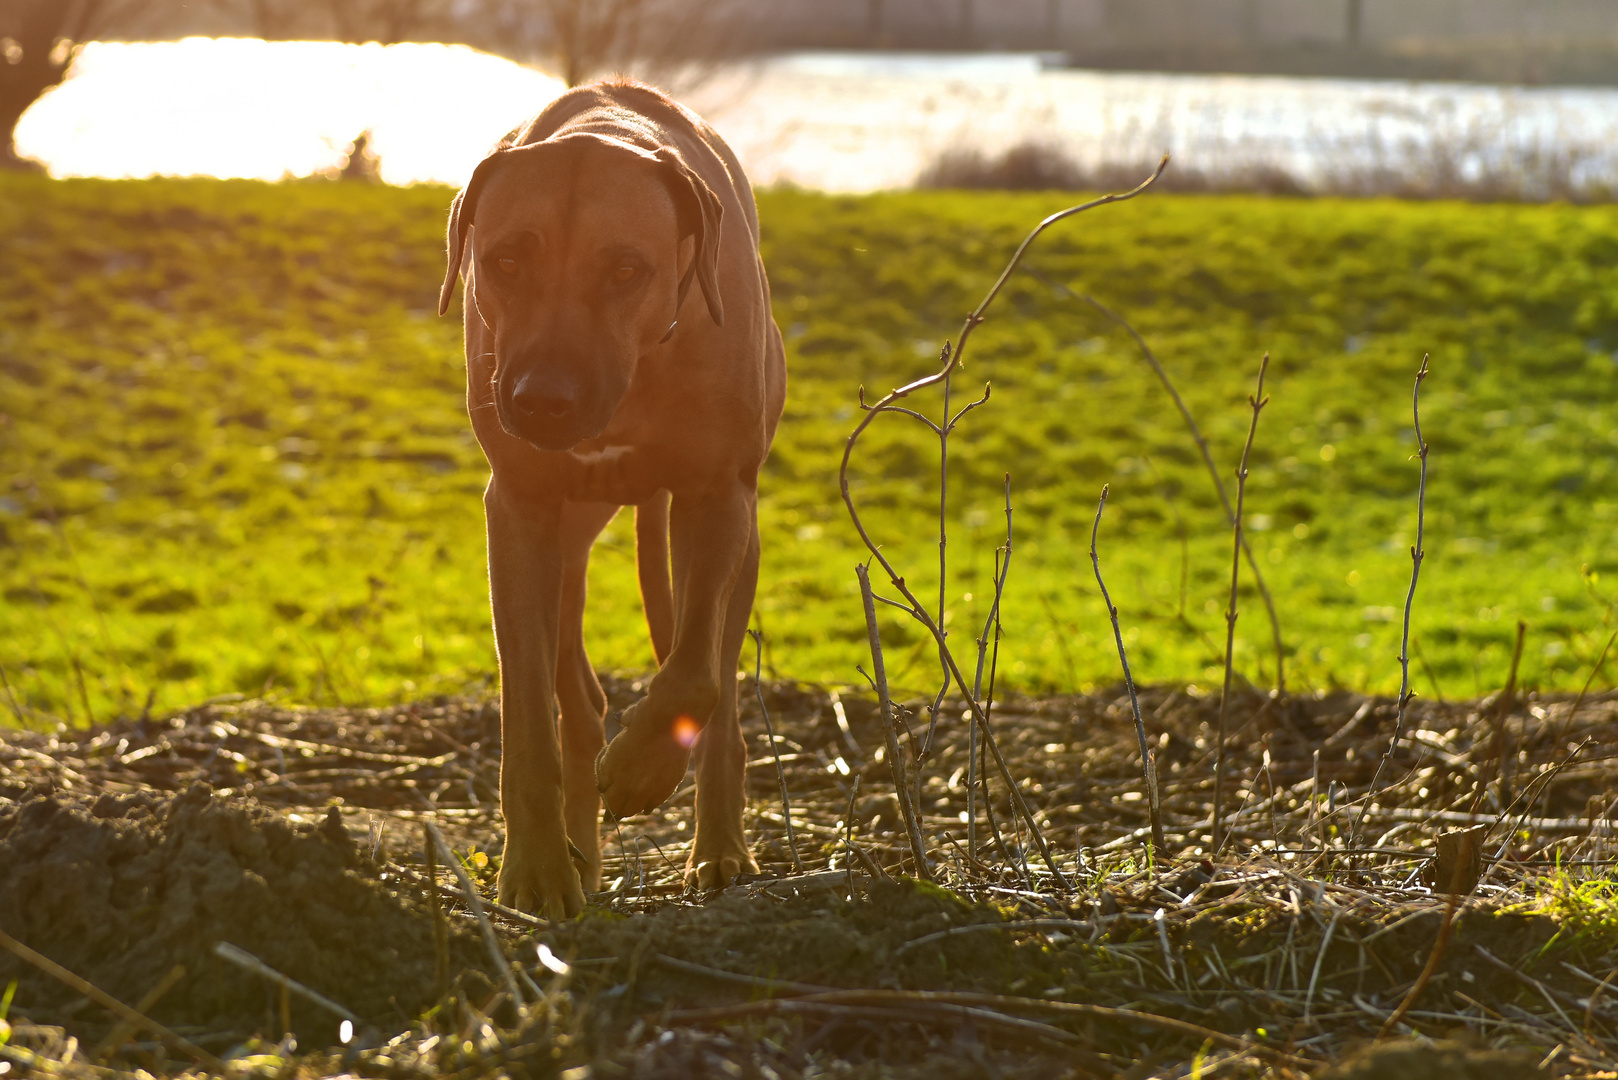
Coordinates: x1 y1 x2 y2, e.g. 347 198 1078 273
19 40 1618 194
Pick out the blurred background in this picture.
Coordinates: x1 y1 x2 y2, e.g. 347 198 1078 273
11 0 1618 197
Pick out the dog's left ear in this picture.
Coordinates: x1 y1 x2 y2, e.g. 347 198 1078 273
439 149 510 317
654 146 724 328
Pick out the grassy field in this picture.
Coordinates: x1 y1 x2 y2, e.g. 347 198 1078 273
2 174 1616 723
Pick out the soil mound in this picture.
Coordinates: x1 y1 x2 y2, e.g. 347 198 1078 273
0 782 477 1047
1321 1039 1548 1079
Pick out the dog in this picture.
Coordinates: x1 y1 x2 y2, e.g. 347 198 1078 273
437 79 785 917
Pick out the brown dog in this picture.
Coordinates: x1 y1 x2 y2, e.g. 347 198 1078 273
437 80 786 916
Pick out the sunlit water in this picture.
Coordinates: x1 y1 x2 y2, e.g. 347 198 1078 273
18 40 1618 191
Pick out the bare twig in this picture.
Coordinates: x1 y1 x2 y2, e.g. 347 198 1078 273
0 661 27 727
1089 484 1164 854
967 475 1017 870
423 822 450 999
1558 628 1616 743
894 919 1098 957
665 995 1086 1051
1380 890 1461 1039
836 166 1167 887
1352 355 1429 849
1491 619 1529 805
1032 273 1286 691
857 563 933 881
214 941 363 1024
92 963 186 1062
749 629 802 872
0 926 225 1071
666 988 1313 1070
425 821 525 1006
1213 353 1270 853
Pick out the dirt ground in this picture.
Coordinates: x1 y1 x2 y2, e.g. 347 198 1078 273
2 677 1615 1078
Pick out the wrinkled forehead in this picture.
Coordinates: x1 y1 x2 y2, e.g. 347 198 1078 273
473 138 677 251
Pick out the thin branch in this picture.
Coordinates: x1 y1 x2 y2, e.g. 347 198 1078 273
856 563 933 881
1034 272 1286 693
947 384 993 430
1557 628 1617 743
214 941 362 1024
425 821 525 1006
750 629 802 873
1352 355 1430 848
666 988 1313 1071
0 926 225 1072
967 475 1021 879
1379 888 1459 1039
1089 484 1165 854
1213 353 1270 854
839 163 1166 887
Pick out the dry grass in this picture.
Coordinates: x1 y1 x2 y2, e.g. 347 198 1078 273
3 677 1617 1077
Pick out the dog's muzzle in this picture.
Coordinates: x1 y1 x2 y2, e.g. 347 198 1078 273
501 368 604 451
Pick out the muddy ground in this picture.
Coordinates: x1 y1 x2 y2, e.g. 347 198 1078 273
2 678 1615 1077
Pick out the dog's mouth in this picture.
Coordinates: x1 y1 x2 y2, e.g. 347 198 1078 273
496 382 610 453
496 403 600 452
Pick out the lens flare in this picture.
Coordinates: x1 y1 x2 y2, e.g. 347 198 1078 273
672 715 701 748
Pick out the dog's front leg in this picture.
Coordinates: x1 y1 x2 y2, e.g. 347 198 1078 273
596 483 754 821
485 480 583 918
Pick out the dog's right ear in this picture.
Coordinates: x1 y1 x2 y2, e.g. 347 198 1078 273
439 150 508 317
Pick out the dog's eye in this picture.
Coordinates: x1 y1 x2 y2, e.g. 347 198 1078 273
496 257 519 277
611 264 638 285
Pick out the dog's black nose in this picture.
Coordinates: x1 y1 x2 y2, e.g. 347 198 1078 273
511 374 572 420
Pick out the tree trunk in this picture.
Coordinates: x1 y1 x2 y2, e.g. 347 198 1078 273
0 0 144 166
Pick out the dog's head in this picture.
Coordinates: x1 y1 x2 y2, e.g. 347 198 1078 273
439 132 724 451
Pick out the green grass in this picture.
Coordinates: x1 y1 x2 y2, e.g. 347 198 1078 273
2 175 1616 723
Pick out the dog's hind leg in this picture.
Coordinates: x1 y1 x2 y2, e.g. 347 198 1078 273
687 506 762 890
555 501 619 894
635 489 673 666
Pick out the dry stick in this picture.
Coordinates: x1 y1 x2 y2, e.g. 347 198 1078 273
91 963 186 1062
927 361 954 772
424 822 451 999
0 926 226 1072
1213 354 1270 854
1492 619 1529 805
966 476 1018 870
857 563 934 881
1350 355 1430 851
863 376 993 816
666 995 1085 1052
665 989 1312 1070
1035 276 1286 692
0 661 27 727
1379 888 1461 1039
71 654 96 727
843 773 861 895
425 821 525 1007
1090 484 1165 855
837 165 1170 888
749 629 802 872
1557 628 1617 744
214 942 362 1024
1479 739 1593 889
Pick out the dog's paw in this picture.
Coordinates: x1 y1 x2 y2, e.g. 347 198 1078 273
497 833 586 919
685 831 758 892
595 700 693 818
